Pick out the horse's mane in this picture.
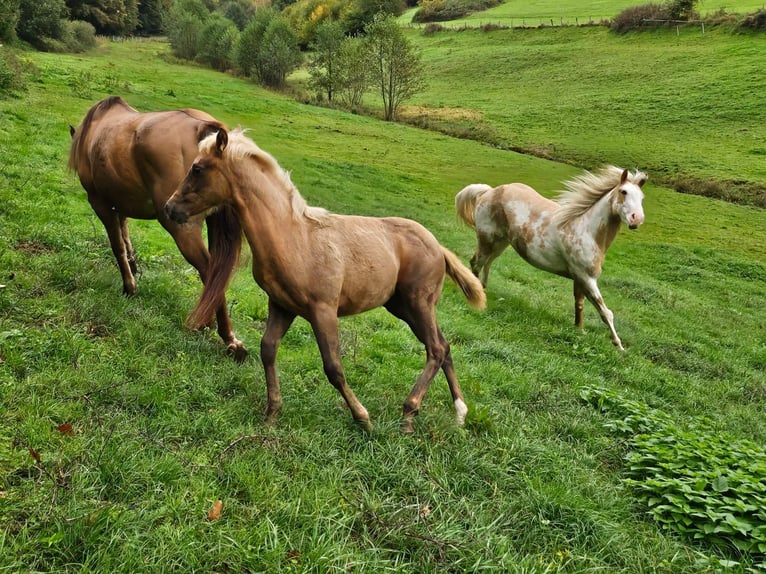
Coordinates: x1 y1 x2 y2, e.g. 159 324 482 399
553 165 647 225
202 128 328 223
68 96 136 172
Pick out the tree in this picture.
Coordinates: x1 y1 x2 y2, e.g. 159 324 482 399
166 0 209 60
65 0 140 36
234 8 275 79
17 0 69 48
363 13 425 121
258 15 302 87
198 13 239 70
219 0 255 30
308 20 345 101
342 0 404 35
1 0 20 43
335 36 369 107
137 0 171 35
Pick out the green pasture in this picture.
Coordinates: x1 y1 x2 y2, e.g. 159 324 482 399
1 38 765 571
401 0 766 26
399 25 766 206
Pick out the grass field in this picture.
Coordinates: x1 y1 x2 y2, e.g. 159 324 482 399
1 37 765 571
397 25 766 206
401 0 766 26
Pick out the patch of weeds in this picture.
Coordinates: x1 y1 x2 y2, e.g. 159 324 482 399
581 387 766 568
69 71 94 99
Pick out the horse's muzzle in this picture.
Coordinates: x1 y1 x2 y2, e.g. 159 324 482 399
164 201 188 224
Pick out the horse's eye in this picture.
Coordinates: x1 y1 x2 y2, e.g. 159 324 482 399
620 189 627 196
192 164 202 175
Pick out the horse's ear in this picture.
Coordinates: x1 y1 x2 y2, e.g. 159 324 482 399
620 169 629 184
215 129 228 156
637 174 648 188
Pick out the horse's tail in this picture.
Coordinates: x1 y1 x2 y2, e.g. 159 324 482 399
442 247 486 310
185 205 243 330
454 184 493 228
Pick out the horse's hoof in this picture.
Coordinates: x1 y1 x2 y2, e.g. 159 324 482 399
227 342 248 363
356 419 373 434
400 418 415 435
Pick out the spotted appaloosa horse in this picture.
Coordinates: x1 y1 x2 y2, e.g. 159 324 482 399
165 128 486 433
68 96 246 360
455 166 646 350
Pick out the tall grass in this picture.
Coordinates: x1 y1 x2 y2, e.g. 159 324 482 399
1 38 765 571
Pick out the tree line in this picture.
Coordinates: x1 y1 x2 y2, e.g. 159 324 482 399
2 0 426 121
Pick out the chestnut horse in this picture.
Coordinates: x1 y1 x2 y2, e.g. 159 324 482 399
165 128 486 433
455 166 646 350
68 96 246 360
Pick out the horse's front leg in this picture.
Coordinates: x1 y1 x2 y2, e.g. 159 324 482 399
261 301 295 423
309 305 371 432
576 277 624 351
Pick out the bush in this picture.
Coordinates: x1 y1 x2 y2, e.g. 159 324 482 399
739 9 766 30
0 51 28 96
582 387 766 563
166 0 209 60
198 14 239 71
611 3 668 33
0 0 20 43
259 16 302 87
412 0 501 23
16 0 68 49
61 20 97 53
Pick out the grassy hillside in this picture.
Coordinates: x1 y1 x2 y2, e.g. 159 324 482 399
401 0 766 26
401 24 766 206
1 38 765 571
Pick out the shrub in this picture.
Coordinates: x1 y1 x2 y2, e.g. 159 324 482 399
582 387 766 563
421 23 446 35
198 14 239 71
0 51 28 96
0 0 20 43
61 20 97 53
166 0 209 60
234 8 276 80
258 16 302 87
16 0 68 49
739 9 766 31
611 3 668 33
412 0 501 24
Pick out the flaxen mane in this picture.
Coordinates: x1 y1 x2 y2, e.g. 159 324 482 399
199 128 328 223
554 165 647 225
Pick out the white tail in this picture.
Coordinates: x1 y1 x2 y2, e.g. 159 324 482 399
455 184 493 228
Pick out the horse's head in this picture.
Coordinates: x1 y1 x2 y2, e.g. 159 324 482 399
611 169 646 230
165 129 231 224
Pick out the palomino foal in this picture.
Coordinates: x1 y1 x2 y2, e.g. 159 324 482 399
166 128 486 433
456 166 646 350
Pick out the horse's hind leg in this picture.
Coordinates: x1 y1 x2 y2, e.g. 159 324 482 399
385 295 448 434
471 234 508 287
309 304 371 432
88 195 137 295
120 216 137 275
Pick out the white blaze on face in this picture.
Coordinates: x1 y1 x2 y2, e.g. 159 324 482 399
617 184 645 228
